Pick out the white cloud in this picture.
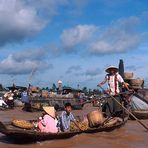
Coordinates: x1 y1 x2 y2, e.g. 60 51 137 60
90 35 140 54
59 16 145 55
0 0 69 46
0 48 53 75
67 0 89 16
27 0 68 16
13 48 48 61
89 16 142 54
0 0 90 46
66 65 82 74
0 0 47 46
60 25 97 49
85 67 102 77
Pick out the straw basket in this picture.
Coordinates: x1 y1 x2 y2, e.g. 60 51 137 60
130 79 144 86
87 110 103 127
12 119 34 129
124 72 133 79
41 90 49 98
31 86 39 93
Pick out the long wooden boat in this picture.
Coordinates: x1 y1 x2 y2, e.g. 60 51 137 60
0 115 128 143
131 110 148 120
130 93 148 120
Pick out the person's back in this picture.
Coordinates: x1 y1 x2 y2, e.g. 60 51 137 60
21 89 32 112
38 114 58 133
21 91 29 103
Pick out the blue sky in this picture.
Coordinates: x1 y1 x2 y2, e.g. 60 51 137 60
0 0 148 89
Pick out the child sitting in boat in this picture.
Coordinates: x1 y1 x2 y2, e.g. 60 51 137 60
59 102 82 132
38 106 58 133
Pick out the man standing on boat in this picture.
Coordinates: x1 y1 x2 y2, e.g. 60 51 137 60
98 65 130 117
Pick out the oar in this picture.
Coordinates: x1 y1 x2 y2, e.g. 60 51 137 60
98 85 148 131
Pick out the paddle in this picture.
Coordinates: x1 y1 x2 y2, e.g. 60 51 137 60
98 85 148 131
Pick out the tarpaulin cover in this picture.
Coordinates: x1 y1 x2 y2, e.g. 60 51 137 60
131 94 148 110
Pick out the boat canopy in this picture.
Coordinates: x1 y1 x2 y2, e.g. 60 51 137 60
131 94 148 110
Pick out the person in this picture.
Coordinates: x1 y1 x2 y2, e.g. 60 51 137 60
0 97 8 109
98 65 130 117
21 88 32 112
59 102 82 132
4 91 14 109
38 106 58 133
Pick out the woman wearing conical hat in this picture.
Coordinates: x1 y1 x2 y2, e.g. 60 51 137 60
38 106 58 133
98 65 130 117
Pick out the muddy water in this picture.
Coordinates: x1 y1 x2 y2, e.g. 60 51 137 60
0 104 148 148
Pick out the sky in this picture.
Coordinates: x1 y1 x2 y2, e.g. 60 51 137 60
0 0 148 89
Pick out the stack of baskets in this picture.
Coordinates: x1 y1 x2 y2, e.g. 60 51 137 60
124 72 144 89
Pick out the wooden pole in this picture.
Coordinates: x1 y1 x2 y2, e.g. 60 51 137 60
98 85 148 131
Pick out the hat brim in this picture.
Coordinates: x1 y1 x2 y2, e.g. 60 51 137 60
43 106 55 118
105 67 118 73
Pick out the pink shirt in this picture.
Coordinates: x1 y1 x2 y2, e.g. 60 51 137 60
38 114 58 133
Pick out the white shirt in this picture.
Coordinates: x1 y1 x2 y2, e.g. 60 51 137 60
105 73 124 95
0 100 7 106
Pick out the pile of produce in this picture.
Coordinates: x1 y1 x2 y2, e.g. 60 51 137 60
12 119 34 129
70 121 88 132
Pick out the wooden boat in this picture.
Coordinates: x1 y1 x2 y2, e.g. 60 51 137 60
131 110 148 120
0 115 128 143
130 93 148 120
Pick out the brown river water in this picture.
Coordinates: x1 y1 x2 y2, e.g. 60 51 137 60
0 103 148 148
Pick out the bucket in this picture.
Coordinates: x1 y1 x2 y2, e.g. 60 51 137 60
87 110 103 127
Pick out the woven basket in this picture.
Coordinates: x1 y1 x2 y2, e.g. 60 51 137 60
130 79 144 86
87 110 103 127
124 72 133 79
12 119 34 129
41 90 49 98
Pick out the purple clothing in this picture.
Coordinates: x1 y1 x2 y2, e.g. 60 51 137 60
38 114 58 133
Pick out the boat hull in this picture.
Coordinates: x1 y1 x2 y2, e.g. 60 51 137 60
130 110 148 120
0 116 128 143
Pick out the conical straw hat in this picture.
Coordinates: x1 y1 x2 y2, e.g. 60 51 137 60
43 106 55 118
105 65 118 73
